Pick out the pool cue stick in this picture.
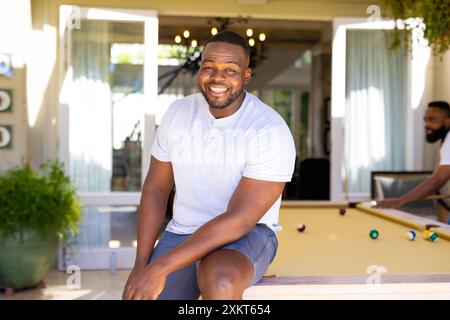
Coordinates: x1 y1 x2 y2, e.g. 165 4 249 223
372 194 450 202
422 194 450 201
347 194 450 208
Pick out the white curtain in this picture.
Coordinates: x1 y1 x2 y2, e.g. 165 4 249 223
70 20 112 192
70 20 112 247
345 30 408 194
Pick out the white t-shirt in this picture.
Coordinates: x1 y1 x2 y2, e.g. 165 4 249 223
440 131 450 165
151 92 296 234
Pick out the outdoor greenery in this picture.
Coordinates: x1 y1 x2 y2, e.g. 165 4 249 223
111 43 145 65
382 0 450 55
0 160 81 240
157 44 203 65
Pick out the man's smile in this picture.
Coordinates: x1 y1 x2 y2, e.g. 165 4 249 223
207 85 229 96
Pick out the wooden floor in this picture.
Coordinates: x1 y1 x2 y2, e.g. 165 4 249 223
2 269 450 300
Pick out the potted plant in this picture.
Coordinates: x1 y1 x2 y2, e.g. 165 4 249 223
0 160 81 296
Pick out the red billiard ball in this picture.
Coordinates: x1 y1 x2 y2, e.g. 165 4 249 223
339 208 346 216
297 223 306 232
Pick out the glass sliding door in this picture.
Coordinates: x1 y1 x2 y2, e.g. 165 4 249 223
331 18 429 201
58 6 158 270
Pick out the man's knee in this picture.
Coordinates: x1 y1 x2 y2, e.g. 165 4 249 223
199 272 236 294
198 268 244 298
197 251 252 299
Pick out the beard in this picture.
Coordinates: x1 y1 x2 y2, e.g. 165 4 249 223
200 83 245 109
426 126 449 143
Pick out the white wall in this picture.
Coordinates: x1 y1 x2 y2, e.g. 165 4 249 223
433 50 450 199
434 51 450 104
420 50 450 171
0 0 31 171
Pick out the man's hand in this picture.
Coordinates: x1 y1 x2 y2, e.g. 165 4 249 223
122 263 167 300
374 198 404 209
122 265 145 299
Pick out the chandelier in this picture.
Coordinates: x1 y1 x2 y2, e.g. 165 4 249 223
159 16 268 94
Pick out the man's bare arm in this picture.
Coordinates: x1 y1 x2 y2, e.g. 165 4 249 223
398 165 450 205
150 177 285 278
125 177 286 299
134 156 174 267
377 165 450 208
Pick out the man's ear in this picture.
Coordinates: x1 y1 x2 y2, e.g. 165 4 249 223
445 117 450 129
244 68 252 85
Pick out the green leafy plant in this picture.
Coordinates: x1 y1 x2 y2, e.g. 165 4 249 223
382 0 450 56
0 160 82 240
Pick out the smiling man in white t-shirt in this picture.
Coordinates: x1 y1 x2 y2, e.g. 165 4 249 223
123 31 296 300
377 101 450 212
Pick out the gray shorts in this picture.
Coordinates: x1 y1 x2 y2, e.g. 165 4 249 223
149 223 278 300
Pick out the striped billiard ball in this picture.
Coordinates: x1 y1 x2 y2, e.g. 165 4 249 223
406 230 416 241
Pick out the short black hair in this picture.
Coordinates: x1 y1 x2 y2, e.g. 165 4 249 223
428 101 450 117
203 31 251 61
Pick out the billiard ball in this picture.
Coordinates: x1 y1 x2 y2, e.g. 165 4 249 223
369 229 379 239
339 208 346 216
406 230 416 241
428 232 439 242
422 229 432 239
422 229 439 242
297 223 306 232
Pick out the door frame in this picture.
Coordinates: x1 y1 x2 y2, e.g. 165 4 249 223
330 17 428 201
57 6 158 270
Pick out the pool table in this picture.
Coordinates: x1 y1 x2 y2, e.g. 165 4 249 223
261 201 450 285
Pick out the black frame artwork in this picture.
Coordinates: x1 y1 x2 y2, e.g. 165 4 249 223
0 89 13 112
0 125 13 149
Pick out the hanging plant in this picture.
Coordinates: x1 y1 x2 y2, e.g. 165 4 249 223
382 0 449 56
